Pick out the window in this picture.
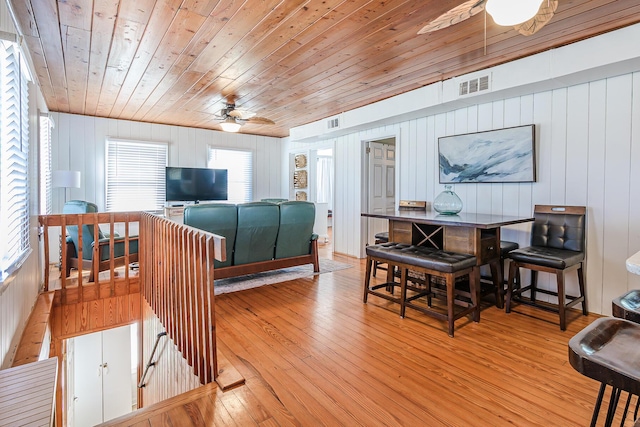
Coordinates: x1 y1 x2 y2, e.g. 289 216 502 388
207 147 253 203
0 40 30 281
106 139 167 212
39 114 53 215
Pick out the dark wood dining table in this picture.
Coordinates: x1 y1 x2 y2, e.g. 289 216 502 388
361 210 534 308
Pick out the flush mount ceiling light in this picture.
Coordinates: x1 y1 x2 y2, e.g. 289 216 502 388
219 117 242 133
486 0 545 26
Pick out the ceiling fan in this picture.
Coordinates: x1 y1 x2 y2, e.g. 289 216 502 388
418 0 558 37
215 102 275 133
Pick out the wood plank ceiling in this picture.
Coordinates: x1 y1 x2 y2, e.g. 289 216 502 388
9 0 640 138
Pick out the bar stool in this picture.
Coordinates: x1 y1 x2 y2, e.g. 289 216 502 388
612 289 640 424
612 290 640 324
506 205 587 330
372 231 389 277
480 240 519 306
569 317 640 426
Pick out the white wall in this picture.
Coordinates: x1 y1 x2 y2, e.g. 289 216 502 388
0 0 47 367
289 70 640 317
50 113 283 212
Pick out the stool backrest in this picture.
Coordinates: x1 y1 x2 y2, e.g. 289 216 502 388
398 200 427 212
531 205 586 252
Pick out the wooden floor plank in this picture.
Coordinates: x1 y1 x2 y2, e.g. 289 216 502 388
103 248 637 426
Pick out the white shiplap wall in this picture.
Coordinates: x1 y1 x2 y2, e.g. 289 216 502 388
50 113 283 213
0 0 45 368
291 72 640 316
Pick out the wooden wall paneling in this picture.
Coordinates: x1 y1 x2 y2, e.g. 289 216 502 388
565 85 590 206
464 105 479 214
53 113 70 213
583 75 608 313
408 119 418 201
490 100 505 216
426 116 436 210
602 74 633 311
350 132 363 257
451 109 469 208
549 89 569 205
474 105 492 215
629 72 640 291
416 117 428 203
530 91 554 298
67 114 85 201
514 94 535 250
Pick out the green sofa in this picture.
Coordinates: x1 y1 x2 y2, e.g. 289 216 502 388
183 201 319 280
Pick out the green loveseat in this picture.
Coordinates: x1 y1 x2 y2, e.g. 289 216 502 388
183 201 319 280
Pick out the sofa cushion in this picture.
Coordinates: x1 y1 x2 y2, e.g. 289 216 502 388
63 200 103 260
235 202 280 265
275 201 315 259
184 203 237 268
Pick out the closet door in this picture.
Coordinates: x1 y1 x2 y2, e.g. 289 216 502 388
73 332 103 427
102 326 133 420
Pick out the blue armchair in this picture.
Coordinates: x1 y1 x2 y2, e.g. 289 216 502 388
63 200 139 282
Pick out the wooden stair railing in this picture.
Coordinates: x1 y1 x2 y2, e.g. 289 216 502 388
140 213 226 385
39 212 141 303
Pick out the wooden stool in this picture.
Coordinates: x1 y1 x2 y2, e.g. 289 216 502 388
569 318 640 426
613 290 640 324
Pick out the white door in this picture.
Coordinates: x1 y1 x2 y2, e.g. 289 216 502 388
102 326 133 420
72 325 134 426
73 332 103 427
367 140 396 245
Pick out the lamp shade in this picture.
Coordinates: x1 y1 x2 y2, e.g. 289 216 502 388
52 170 81 188
220 117 242 133
486 0 544 26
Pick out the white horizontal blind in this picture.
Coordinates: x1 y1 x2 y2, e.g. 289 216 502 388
0 40 30 280
207 147 253 203
106 139 167 212
39 114 52 215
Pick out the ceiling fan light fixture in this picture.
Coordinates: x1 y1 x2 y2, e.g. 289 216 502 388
220 117 242 133
486 0 544 26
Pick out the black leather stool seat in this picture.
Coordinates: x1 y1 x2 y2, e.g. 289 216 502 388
613 290 640 324
569 318 640 426
500 240 519 256
508 246 584 269
366 242 476 273
374 231 389 243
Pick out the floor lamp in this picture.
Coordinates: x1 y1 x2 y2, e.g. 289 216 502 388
52 170 81 206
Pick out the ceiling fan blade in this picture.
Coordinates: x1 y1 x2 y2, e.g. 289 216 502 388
228 108 256 119
417 0 486 35
514 0 557 36
247 116 275 125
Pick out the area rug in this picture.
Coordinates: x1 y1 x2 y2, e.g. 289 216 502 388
214 258 353 295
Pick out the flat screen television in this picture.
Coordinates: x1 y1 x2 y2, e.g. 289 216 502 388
165 167 228 202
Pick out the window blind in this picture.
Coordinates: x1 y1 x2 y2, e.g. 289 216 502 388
207 147 253 203
106 139 167 212
0 40 30 280
39 114 52 215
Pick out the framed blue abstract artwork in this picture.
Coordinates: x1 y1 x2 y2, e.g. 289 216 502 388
438 124 536 183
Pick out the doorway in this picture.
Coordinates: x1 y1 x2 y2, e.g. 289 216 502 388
66 324 138 426
364 137 396 247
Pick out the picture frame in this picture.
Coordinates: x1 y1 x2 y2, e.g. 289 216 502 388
438 124 536 183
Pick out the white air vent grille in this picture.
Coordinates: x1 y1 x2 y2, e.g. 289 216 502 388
458 73 491 97
327 117 339 129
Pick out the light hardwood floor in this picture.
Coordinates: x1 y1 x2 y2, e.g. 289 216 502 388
103 242 631 426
